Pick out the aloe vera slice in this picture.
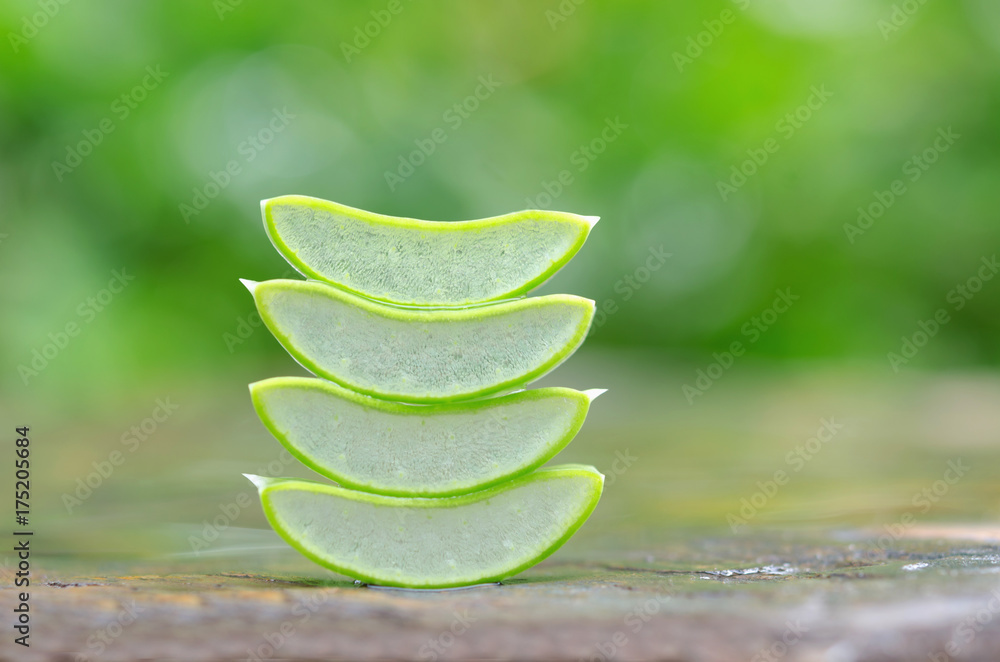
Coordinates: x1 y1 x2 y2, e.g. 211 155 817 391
261 195 598 307
246 465 603 588
243 279 595 403
250 376 605 497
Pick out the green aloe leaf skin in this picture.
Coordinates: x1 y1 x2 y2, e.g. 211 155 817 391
250 376 606 497
262 195 599 307
245 465 604 589
242 279 595 404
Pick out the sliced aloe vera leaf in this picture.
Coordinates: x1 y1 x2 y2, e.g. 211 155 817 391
261 195 598 307
243 279 595 404
246 465 604 588
250 376 606 497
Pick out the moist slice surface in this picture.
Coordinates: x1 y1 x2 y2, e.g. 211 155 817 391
263 195 597 306
245 279 595 403
251 376 605 496
248 465 604 588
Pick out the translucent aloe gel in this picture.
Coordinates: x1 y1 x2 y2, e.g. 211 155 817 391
243 195 605 588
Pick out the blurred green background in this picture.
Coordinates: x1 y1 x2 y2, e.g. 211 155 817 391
2 1 1000 561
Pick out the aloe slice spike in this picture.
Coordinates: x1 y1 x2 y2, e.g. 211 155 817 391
244 279 595 403
261 195 598 307
250 377 603 497
246 465 604 588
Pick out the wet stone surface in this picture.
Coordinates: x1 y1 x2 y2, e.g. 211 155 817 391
4 529 1000 661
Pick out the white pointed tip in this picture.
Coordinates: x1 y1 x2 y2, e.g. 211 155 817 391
239 278 258 294
243 473 270 491
580 215 600 228
583 388 608 402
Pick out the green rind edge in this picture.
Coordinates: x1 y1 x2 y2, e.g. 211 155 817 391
248 465 605 589
251 279 596 404
261 195 594 307
249 377 595 497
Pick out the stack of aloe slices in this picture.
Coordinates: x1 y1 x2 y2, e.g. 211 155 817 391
242 195 605 588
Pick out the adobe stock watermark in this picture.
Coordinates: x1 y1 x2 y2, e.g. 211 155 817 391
887 255 997 372
844 126 960 243
589 245 671 337
417 609 478 661
524 116 628 209
384 75 501 191
244 592 329 662
877 0 930 40
62 398 179 514
930 584 1000 662
340 0 415 63
52 65 169 181
585 594 671 661
224 269 297 352
17 268 135 385
225 312 264 353
717 84 833 201
672 0 752 73
188 448 299 553
213 0 244 20
750 619 809 662
180 107 295 223
545 0 586 30
604 449 638 487
861 458 970 562
72 600 145 662
727 418 844 532
682 288 798 404
8 0 72 53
